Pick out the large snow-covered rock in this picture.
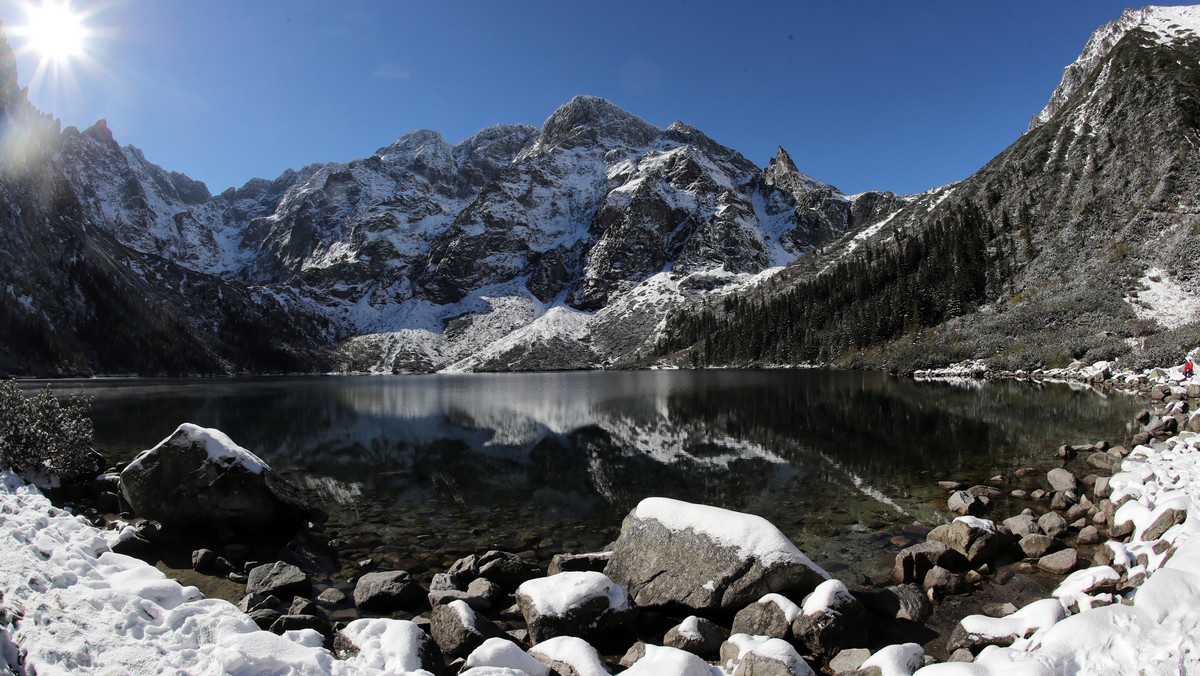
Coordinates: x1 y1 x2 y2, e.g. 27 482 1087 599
118 423 308 532
515 571 633 643
603 497 828 611
335 618 442 673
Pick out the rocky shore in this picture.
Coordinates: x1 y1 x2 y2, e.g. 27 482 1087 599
2 361 1199 674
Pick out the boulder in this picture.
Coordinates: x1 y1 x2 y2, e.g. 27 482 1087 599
792 580 868 659
1038 512 1068 539
449 550 540 591
1002 513 1042 539
548 551 612 575
268 614 328 637
335 618 442 673
890 541 964 584
862 584 933 623
732 594 798 640
1086 452 1119 472
1018 534 1059 559
246 562 310 599
923 566 965 595
463 637 550 676
118 424 308 533
1046 468 1077 493
664 616 725 658
946 599 1067 655
528 635 610 676
515 571 633 643
603 498 828 611
830 648 871 674
247 608 281 630
720 634 815 676
432 599 500 658
1050 490 1078 511
1075 525 1101 545
927 517 1008 566
353 570 425 613
947 491 988 516
1037 549 1078 575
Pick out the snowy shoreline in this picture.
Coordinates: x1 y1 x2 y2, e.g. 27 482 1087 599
2 364 1199 674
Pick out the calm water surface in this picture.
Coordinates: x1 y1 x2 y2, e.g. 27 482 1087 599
30 370 1144 582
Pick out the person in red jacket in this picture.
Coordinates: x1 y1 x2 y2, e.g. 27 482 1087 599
1186 358 1195 379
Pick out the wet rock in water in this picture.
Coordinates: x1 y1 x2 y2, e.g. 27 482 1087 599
938 481 963 492
449 550 540 591
856 584 932 623
1055 445 1077 460
664 615 725 658
1075 525 1101 545
1046 468 1077 493
516 571 633 644
353 570 425 613
548 551 612 575
1086 452 1119 472
947 490 988 516
1135 409 1152 425
246 561 311 599
923 566 965 595
891 541 964 584
1002 513 1043 539
118 423 309 533
1014 467 1038 478
316 588 346 605
1018 534 1059 559
928 517 1009 566
1050 490 1078 511
432 599 500 658
463 637 550 676
732 595 795 640
603 497 828 611
792 580 868 660
528 635 609 676
335 618 443 673
1038 512 1069 539
1037 548 1078 575
721 635 814 676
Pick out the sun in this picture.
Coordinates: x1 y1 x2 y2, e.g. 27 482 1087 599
12 1 90 65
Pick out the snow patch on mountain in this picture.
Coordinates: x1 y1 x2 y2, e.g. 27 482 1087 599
1125 267 1200 330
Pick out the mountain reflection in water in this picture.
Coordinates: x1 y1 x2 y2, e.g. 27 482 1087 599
41 370 1143 558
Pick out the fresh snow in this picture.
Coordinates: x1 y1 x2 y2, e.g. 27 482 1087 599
526 636 609 676
800 579 855 617
463 637 549 676
515 571 629 617
1125 267 1200 330
622 644 716 676
126 422 268 475
633 497 829 573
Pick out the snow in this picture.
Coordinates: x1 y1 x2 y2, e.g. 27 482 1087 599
633 497 830 573
1124 267 1200 330
515 571 629 617
622 644 716 676
338 618 436 674
862 643 926 676
463 637 549 676
723 634 814 675
800 579 854 617
126 422 269 475
758 593 802 623
526 636 609 676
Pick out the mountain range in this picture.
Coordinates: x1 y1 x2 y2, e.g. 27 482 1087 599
1 6 1198 377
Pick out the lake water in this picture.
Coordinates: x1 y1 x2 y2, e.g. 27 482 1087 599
31 370 1144 585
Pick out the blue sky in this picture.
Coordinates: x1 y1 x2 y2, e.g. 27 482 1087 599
0 1 1177 196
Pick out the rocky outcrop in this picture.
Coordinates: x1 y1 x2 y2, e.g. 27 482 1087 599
118 424 308 533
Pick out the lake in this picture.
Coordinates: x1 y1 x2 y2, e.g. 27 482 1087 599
29 370 1144 585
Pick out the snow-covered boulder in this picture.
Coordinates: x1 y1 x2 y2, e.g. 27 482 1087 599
791 579 868 659
118 423 308 532
528 635 611 676
663 615 725 658
464 637 550 676
432 599 500 658
603 497 828 611
720 634 815 676
731 593 799 639
515 571 633 643
622 644 713 676
945 598 1068 655
336 618 440 673
860 642 924 676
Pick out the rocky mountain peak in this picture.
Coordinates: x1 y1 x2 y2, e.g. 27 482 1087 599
1030 4 1200 130
374 129 454 166
763 145 835 197
521 95 661 158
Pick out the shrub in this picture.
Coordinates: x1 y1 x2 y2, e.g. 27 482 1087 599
0 380 98 485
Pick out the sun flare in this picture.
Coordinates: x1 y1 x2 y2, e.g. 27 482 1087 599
13 1 89 65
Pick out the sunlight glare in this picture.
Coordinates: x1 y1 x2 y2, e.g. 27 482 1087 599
17 1 88 64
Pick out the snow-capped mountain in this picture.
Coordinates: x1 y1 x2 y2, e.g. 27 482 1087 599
655 4 1200 371
3 68 893 375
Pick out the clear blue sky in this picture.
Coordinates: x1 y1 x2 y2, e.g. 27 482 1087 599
0 1 1179 196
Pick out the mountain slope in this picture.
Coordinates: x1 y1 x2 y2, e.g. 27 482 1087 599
656 5 1200 372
